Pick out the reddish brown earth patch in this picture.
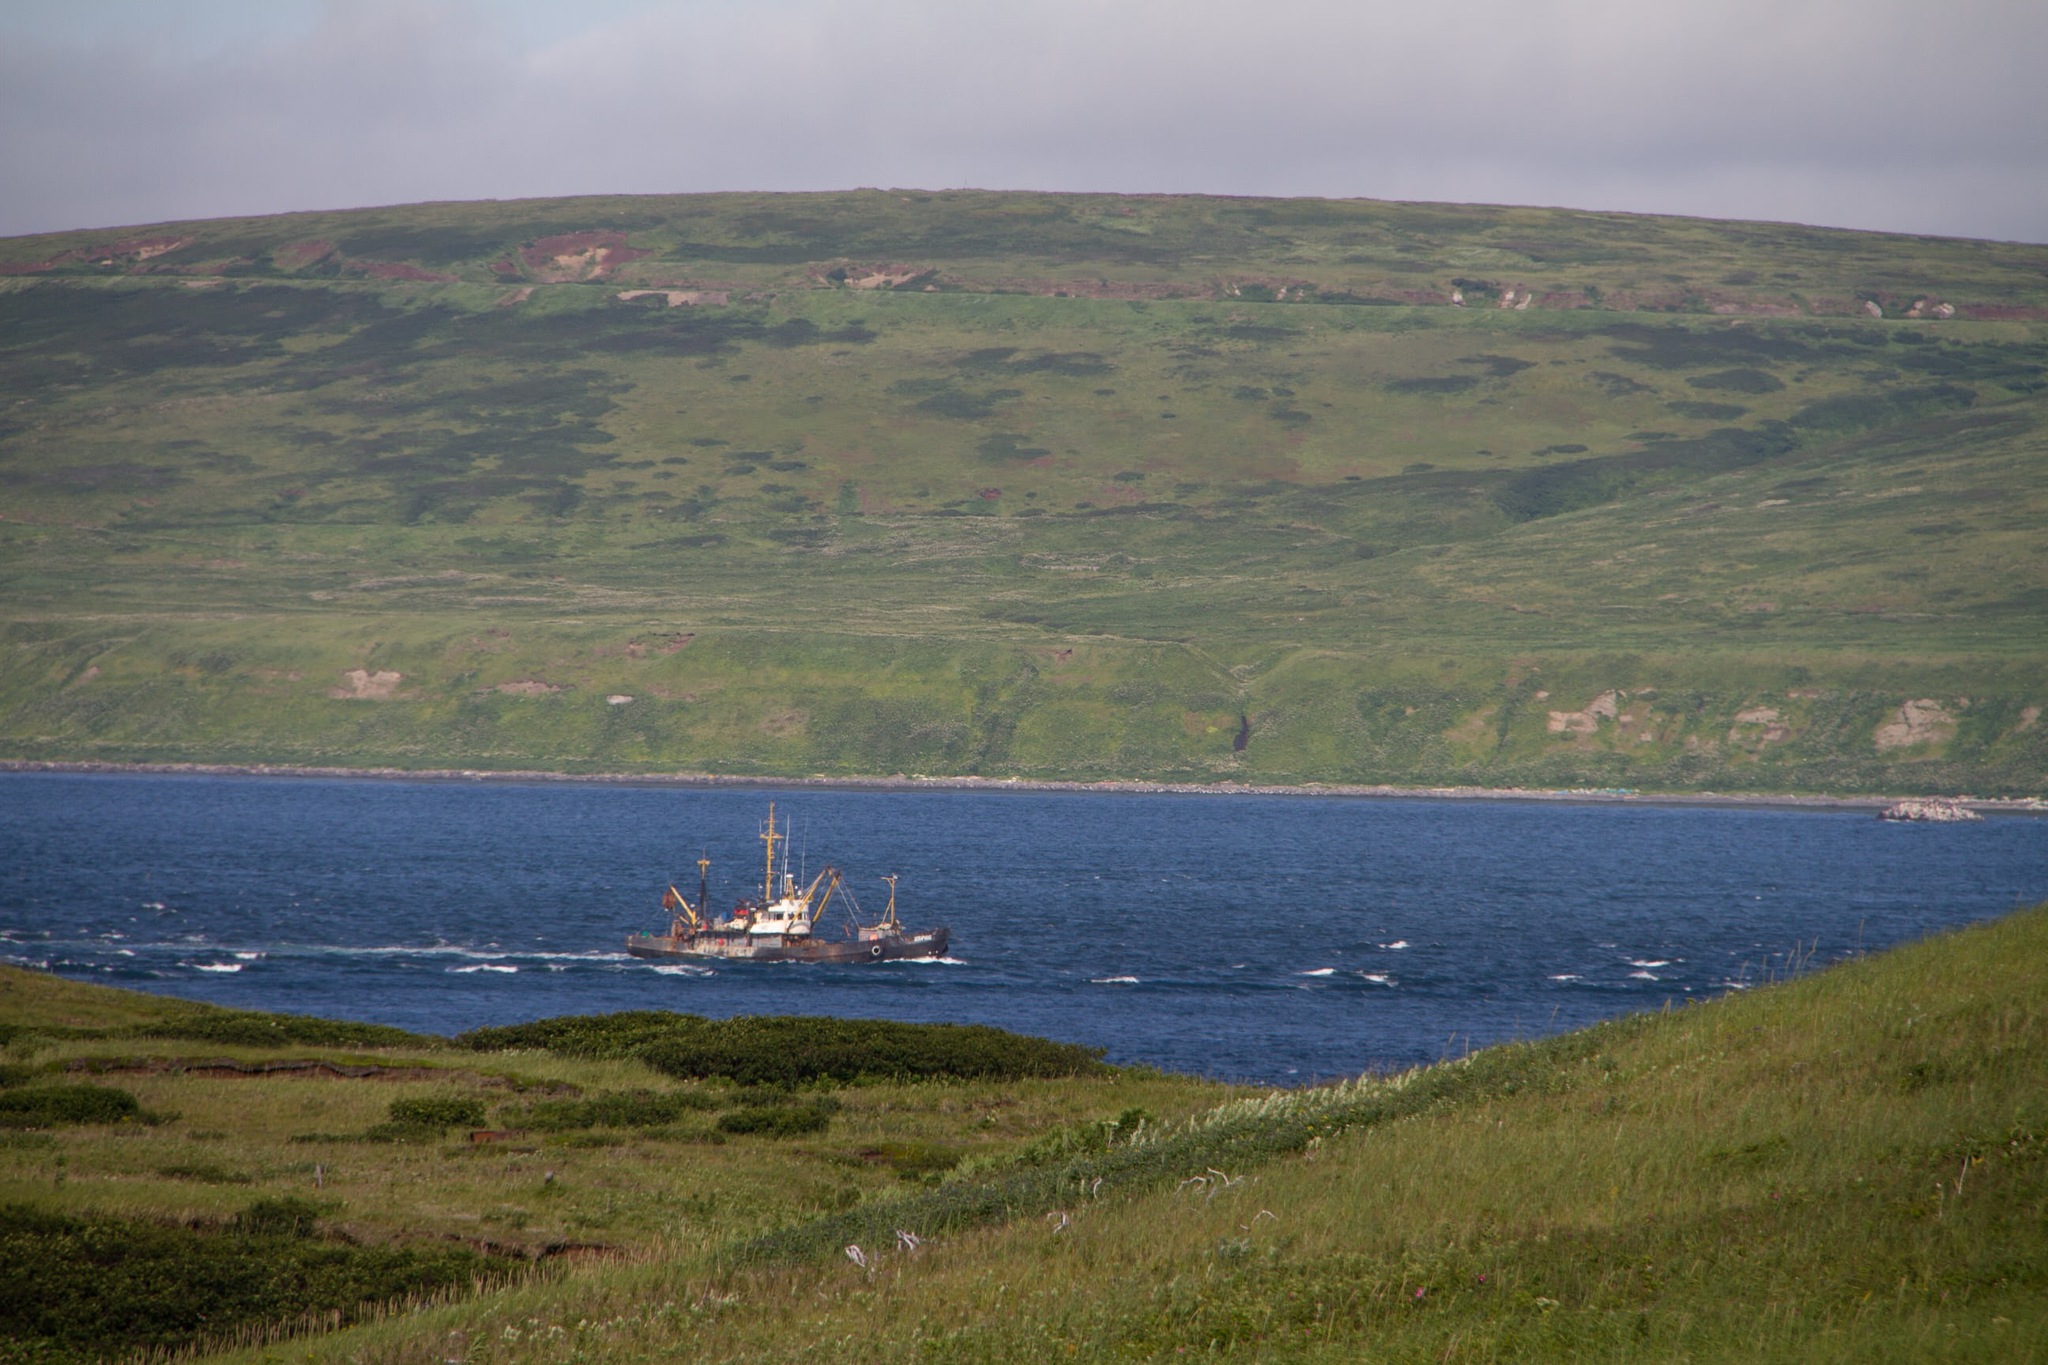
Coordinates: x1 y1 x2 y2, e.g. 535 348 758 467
0 234 194 274
518 232 651 282
659 632 695 654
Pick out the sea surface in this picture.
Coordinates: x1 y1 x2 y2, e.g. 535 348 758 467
2 772 2042 1083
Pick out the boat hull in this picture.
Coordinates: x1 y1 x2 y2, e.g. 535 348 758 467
625 927 949 964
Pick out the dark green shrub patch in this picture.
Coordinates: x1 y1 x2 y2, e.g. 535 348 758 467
384 1096 486 1130
235 1195 326 1238
0 1084 144 1128
457 1010 706 1058
505 1088 719 1131
126 1010 436 1050
716 1100 835 1138
155 1161 254 1185
638 1017 1111 1087
0 1201 519 1365
462 1011 1108 1086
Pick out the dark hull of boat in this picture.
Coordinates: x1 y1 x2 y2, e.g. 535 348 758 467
625 927 949 964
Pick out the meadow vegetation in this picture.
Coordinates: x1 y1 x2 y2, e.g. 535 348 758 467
0 904 2042 1361
1 191 2044 793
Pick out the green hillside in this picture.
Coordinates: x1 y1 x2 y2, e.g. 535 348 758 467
3 907 2043 1362
2 191 2045 792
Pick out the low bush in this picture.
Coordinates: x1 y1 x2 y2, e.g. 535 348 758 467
456 1010 704 1058
385 1096 486 1130
125 1010 435 1050
716 1101 835 1138
0 1201 519 1365
0 1084 144 1128
235 1196 326 1238
506 1088 719 1131
641 1017 1109 1087
462 1010 1108 1086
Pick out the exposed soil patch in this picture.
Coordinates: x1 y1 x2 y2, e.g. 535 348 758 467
519 232 650 282
0 235 195 275
616 289 729 306
329 669 403 700
493 680 563 697
815 263 934 290
1730 706 1792 745
1874 698 1957 751
1548 690 1620 735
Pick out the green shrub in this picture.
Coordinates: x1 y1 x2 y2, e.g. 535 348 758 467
126 1011 435 1050
640 1017 1109 1087
235 1196 325 1238
462 1010 1108 1086
716 1102 834 1138
456 1010 704 1058
0 1085 142 1128
0 1202 518 1365
155 1162 253 1185
386 1096 485 1129
507 1088 719 1131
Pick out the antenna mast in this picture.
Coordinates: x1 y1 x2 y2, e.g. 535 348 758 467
761 802 781 903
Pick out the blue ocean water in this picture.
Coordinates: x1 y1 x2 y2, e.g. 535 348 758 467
2 773 2042 1083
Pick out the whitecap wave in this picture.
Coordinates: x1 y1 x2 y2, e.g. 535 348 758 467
651 964 714 977
1090 975 1140 984
1627 958 1672 968
1359 973 1395 986
889 955 967 965
1298 967 1337 977
1628 970 1659 980
190 962 242 973
233 951 265 961
1380 940 1410 950
449 964 518 974
1547 973 1580 982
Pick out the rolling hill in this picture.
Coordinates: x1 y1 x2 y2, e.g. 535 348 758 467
1 191 2044 792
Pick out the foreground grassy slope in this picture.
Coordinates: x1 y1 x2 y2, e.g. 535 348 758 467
3 906 2042 1362
2 192 2045 791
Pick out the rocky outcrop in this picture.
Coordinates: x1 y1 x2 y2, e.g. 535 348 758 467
1879 798 1981 823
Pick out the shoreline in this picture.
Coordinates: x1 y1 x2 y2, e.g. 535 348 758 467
4 757 2042 815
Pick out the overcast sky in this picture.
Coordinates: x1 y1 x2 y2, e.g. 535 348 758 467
4 0 2045 244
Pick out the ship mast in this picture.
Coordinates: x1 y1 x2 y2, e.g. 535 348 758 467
760 802 781 904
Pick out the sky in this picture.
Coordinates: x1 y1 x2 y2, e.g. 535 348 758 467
3 0 2046 244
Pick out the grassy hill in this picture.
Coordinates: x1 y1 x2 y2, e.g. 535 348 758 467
2 191 2045 792
2 905 2042 1362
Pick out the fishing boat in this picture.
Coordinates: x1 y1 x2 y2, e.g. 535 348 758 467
624 803 950 964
